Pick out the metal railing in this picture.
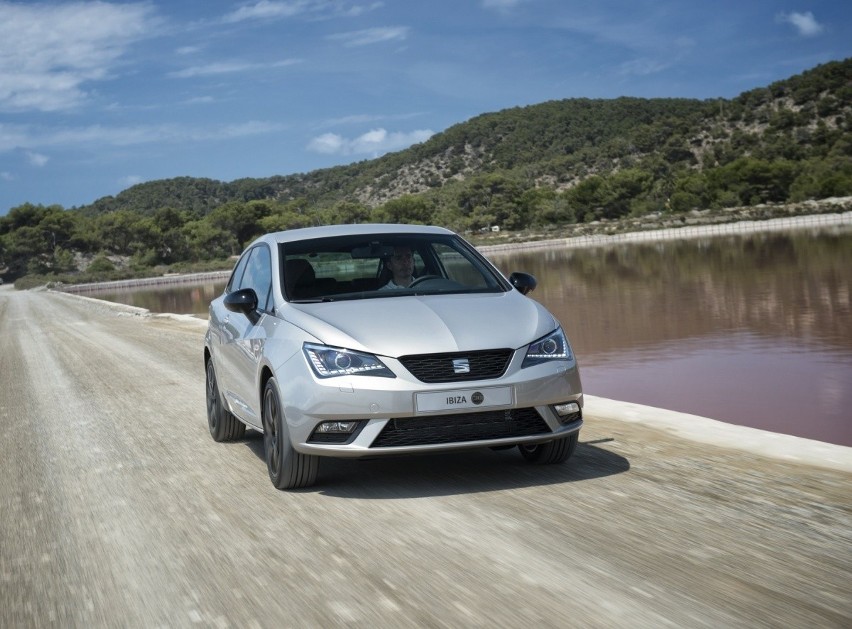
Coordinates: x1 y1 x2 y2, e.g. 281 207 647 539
480 211 852 255
63 270 231 294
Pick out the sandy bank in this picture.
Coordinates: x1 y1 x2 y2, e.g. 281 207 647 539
586 395 852 473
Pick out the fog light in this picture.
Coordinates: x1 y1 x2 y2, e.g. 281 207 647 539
316 421 359 434
554 402 580 417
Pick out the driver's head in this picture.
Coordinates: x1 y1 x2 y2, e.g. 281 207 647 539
386 246 414 285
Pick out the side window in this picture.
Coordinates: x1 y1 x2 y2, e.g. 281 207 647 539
412 250 425 276
434 243 488 288
241 246 273 312
227 251 251 293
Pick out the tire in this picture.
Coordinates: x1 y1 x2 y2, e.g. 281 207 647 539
206 359 246 442
262 378 319 489
518 432 579 464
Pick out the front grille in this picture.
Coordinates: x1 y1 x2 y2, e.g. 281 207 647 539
399 349 513 383
370 407 550 448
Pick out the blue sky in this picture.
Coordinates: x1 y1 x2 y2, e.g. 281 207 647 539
0 0 849 215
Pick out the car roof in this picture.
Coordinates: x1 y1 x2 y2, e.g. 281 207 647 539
257 224 455 246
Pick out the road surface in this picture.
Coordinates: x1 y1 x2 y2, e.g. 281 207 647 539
1 285 850 627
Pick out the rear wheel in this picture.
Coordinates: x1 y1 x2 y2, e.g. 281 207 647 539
262 378 319 489
519 432 578 464
206 360 246 442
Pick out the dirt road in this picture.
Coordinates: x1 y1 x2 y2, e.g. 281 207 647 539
1 285 850 627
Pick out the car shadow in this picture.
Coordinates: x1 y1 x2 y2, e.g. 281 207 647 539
241 431 630 499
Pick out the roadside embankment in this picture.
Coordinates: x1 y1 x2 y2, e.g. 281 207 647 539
586 395 852 474
480 210 852 255
60 269 231 294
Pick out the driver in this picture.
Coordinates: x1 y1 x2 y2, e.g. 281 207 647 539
381 246 415 289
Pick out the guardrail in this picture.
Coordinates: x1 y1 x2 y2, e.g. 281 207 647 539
63 270 231 294
479 211 852 255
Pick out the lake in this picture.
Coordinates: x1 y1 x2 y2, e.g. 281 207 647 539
92 227 852 446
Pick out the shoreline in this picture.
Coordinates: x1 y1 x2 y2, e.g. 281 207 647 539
479 210 852 255
585 395 852 473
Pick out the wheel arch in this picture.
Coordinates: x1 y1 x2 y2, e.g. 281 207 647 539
259 365 275 410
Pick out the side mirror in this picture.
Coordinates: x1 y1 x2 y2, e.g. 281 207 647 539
508 272 537 295
224 288 259 315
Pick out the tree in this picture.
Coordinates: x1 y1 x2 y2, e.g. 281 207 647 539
567 176 608 222
92 210 150 254
183 220 238 260
321 201 372 225
605 168 653 218
206 201 271 252
373 196 433 225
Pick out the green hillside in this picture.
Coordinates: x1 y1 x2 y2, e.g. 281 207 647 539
2 58 850 283
79 58 851 216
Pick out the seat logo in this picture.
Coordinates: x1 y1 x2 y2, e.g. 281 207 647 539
452 358 470 374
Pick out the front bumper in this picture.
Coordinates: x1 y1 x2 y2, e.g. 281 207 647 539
277 351 583 458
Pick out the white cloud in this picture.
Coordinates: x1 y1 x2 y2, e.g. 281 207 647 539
307 132 346 154
307 128 433 155
25 151 49 167
182 96 216 105
169 58 301 78
0 1 159 112
0 121 288 153
482 0 525 10
323 114 386 127
119 175 143 187
778 11 825 37
223 0 313 23
1 171 14 182
222 1 382 23
341 2 384 17
619 57 670 77
326 26 409 47
319 111 425 127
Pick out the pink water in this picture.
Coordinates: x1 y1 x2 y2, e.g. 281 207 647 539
492 229 852 446
579 333 851 446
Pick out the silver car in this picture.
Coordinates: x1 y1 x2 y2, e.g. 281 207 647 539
204 224 583 489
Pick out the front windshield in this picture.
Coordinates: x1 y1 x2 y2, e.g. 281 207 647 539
281 233 509 302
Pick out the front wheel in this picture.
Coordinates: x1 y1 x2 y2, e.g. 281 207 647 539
206 360 246 442
262 378 319 489
519 432 578 464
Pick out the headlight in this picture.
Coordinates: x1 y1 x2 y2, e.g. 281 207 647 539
522 327 573 368
303 343 395 378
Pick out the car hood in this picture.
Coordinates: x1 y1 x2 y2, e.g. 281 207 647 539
283 291 558 357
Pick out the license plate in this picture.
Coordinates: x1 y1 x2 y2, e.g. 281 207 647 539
415 386 513 412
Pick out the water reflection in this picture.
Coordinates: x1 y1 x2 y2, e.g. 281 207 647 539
94 229 852 446
492 229 852 355
490 229 852 446
96 281 226 317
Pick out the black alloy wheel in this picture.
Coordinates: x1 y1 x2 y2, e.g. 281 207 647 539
262 378 318 489
518 432 578 464
206 359 245 442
